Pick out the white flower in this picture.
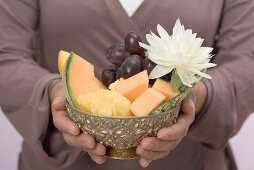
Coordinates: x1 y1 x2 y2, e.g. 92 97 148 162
139 19 216 87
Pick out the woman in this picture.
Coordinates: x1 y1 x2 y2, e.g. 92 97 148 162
0 0 253 170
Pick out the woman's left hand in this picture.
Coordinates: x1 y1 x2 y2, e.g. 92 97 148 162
137 81 207 168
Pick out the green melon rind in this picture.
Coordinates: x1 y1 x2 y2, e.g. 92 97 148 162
63 52 78 108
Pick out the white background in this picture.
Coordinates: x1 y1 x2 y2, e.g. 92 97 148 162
0 110 253 170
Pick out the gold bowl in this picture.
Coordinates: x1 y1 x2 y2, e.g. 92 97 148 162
66 86 191 159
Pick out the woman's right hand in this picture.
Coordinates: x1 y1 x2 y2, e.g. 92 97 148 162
50 81 106 164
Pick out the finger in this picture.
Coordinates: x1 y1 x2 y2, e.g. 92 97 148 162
139 158 151 168
140 137 177 152
89 153 106 164
50 81 65 103
52 96 66 111
136 145 168 160
157 92 196 141
63 133 95 150
88 143 106 156
157 112 192 140
181 98 195 123
52 109 80 135
161 150 170 159
185 89 196 104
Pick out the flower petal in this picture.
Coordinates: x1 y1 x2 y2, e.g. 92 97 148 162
148 56 174 66
176 68 193 87
172 19 185 42
146 33 164 50
157 24 171 40
189 68 212 79
139 42 155 51
149 65 174 79
192 63 217 70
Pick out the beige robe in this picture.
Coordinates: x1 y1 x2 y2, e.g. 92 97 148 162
0 0 254 169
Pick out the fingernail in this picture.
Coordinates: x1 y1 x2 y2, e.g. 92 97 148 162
188 99 194 107
160 134 170 140
71 129 79 136
143 160 151 168
136 146 142 155
146 141 154 149
87 141 95 149
188 99 195 113
157 131 170 140
52 97 65 105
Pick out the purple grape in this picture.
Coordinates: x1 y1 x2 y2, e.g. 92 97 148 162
125 32 144 56
141 58 156 74
121 55 142 79
161 72 172 82
116 66 123 79
101 68 116 87
106 43 130 67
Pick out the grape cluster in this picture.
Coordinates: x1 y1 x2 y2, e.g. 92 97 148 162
101 32 171 87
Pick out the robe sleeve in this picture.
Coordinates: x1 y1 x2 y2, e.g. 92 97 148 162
188 0 254 149
0 0 83 168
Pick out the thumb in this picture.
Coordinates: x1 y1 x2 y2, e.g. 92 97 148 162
52 97 66 111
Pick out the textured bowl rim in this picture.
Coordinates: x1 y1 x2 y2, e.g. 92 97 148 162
66 102 180 120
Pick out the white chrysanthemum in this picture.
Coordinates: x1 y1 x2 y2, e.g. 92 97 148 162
139 19 216 87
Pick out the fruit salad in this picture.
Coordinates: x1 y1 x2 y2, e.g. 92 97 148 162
59 19 216 117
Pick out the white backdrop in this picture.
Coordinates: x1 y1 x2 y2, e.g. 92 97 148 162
0 110 253 170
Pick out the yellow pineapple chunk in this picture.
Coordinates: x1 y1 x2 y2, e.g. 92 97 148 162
77 89 133 116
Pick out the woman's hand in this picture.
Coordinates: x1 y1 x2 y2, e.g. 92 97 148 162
137 81 207 168
50 81 106 164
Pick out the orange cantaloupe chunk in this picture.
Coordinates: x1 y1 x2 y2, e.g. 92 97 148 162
115 70 149 101
63 52 101 107
152 79 179 101
130 88 166 116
